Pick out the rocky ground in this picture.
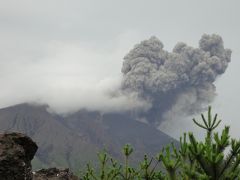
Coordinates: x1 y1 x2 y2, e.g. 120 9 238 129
0 132 78 180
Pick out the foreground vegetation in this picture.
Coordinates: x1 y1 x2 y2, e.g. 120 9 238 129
81 107 240 179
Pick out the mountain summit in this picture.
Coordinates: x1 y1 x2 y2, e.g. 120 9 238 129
0 103 177 172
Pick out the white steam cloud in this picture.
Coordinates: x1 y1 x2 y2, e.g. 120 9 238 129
0 34 231 126
0 40 150 114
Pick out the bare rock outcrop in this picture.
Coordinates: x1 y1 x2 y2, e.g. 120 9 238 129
0 132 38 180
0 132 79 180
33 168 79 180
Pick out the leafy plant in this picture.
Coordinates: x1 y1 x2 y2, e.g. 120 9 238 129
81 107 240 179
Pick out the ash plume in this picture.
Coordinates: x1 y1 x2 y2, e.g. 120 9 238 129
121 34 231 124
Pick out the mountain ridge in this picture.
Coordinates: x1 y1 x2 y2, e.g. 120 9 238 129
0 103 177 172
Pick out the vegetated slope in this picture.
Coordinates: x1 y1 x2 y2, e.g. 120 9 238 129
0 103 177 171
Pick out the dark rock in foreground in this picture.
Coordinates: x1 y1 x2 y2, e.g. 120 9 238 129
0 132 78 180
0 132 38 180
33 168 78 180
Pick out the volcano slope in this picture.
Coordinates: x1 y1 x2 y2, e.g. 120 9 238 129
0 103 177 172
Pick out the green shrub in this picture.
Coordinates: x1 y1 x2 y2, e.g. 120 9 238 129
81 107 240 179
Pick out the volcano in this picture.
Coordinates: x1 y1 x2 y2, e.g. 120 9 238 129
0 103 177 172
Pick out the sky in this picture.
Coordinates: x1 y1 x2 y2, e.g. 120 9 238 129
0 0 239 138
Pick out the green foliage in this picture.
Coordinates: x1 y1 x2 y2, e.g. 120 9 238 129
81 107 240 179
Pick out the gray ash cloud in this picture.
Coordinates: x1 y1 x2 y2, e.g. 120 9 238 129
121 34 231 124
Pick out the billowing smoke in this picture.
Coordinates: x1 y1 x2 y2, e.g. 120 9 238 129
121 34 231 124
0 33 231 125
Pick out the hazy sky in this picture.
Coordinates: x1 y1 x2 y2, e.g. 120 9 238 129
0 0 239 138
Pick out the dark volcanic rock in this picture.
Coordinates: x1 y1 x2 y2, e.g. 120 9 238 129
0 132 78 180
33 168 79 180
0 132 38 180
